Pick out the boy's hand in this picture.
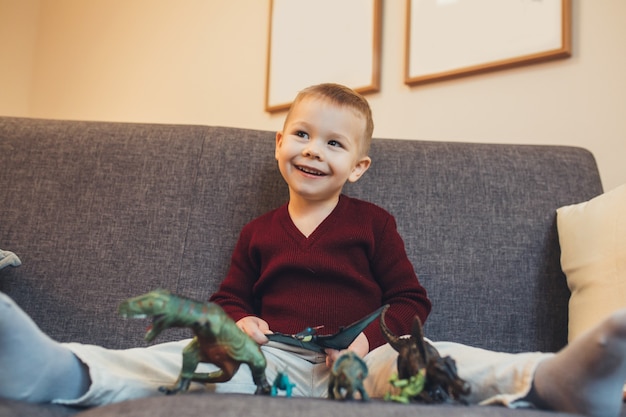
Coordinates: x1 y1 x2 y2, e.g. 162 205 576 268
236 316 272 345
324 332 369 368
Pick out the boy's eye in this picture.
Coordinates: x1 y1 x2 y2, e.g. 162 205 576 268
328 140 343 148
295 131 308 139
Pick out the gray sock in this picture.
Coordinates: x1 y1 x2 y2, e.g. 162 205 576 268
529 309 626 417
0 292 90 403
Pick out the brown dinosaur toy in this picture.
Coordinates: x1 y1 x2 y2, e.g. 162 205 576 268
380 307 470 404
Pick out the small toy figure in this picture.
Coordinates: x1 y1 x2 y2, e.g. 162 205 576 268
271 370 296 397
118 289 271 395
292 325 324 343
380 307 470 404
328 351 369 401
385 369 426 404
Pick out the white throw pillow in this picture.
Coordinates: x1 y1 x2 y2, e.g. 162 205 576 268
557 183 626 342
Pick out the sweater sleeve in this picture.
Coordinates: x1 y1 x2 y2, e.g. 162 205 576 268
208 223 260 323
364 214 432 350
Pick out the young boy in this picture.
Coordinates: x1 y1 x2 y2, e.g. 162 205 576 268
209 82 431 362
2 84 626 417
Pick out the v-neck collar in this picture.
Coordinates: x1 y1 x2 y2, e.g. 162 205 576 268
280 195 346 247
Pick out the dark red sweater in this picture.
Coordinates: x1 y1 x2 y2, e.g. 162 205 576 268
209 195 431 350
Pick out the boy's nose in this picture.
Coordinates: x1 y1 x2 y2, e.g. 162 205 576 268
303 142 322 160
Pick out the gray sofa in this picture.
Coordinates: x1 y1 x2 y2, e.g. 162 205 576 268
0 116 606 416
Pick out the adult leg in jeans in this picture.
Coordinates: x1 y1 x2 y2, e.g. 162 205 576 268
0 292 90 402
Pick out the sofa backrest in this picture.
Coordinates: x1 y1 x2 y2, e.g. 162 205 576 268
0 117 603 353
348 139 602 353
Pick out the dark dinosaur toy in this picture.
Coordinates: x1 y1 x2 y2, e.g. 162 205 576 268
118 289 271 395
266 305 388 353
328 351 369 401
380 307 470 404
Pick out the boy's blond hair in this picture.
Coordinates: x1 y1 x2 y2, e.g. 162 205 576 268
284 83 374 155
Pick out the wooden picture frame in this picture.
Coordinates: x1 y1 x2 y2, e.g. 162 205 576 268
265 0 381 113
404 0 571 86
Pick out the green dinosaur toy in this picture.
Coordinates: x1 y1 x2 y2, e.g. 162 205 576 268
118 289 271 395
385 370 426 404
328 351 369 401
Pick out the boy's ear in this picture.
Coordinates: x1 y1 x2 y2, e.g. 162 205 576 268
348 156 372 183
275 131 283 160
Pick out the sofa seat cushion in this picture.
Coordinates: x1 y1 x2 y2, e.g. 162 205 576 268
0 398 81 417
75 391 570 417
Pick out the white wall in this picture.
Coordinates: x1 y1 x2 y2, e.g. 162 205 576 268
1 0 625 191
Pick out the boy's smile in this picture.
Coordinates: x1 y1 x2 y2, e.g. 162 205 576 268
275 96 371 205
295 164 326 177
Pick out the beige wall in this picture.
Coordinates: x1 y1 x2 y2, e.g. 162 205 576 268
1 0 625 191
0 0 39 116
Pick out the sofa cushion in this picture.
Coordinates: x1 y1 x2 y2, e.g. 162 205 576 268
74 392 561 417
0 398 80 417
557 184 626 341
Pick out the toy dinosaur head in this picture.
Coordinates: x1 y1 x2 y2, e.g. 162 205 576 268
380 307 429 379
119 289 171 317
118 289 172 341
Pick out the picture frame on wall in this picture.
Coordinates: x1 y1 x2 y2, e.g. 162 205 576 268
405 0 572 86
265 0 381 113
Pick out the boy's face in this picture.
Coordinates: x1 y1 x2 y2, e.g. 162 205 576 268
275 97 371 204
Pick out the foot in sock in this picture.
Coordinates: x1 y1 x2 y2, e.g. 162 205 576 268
0 292 91 403
530 308 626 417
